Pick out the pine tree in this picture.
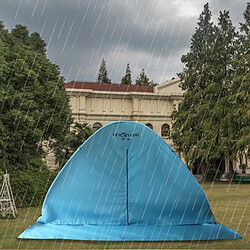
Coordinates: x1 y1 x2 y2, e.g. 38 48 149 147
97 59 111 84
135 68 154 86
172 4 250 181
121 63 132 85
179 3 215 91
171 4 238 180
171 3 217 170
227 3 250 167
194 9 238 179
204 10 237 178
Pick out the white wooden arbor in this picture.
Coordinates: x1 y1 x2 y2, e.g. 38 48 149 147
0 171 17 218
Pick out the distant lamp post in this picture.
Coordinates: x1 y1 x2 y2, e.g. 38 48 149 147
0 171 17 218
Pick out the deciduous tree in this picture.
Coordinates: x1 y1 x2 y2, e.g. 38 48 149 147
55 122 93 168
0 22 72 206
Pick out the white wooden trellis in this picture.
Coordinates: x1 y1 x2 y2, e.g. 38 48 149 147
0 171 17 218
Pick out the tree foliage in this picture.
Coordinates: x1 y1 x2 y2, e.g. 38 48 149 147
171 3 249 177
172 3 217 165
0 22 72 206
121 63 132 85
135 68 154 86
54 122 93 168
97 58 111 84
229 3 250 162
11 158 59 207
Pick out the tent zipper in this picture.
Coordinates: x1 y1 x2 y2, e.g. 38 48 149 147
126 148 129 225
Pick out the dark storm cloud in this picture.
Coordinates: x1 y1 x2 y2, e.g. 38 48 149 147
0 0 247 83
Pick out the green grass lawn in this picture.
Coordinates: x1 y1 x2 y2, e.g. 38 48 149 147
0 182 249 249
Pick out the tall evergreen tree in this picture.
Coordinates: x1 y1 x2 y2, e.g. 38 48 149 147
227 3 250 166
205 10 237 177
121 63 132 85
171 3 216 171
97 58 111 84
136 68 154 86
171 3 238 180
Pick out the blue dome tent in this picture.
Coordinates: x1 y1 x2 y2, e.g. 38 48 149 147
19 121 242 241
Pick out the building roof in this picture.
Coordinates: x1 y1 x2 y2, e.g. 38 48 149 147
64 81 154 93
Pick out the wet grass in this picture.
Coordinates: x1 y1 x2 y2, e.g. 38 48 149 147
0 182 249 249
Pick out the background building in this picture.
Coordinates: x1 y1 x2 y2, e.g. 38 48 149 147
64 78 183 149
47 78 248 177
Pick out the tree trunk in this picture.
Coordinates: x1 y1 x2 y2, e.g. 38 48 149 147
201 161 206 181
228 151 234 181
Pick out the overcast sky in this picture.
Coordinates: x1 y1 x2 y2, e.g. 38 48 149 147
0 0 248 84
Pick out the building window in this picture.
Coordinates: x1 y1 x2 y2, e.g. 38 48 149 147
161 123 170 137
145 123 153 130
93 122 102 131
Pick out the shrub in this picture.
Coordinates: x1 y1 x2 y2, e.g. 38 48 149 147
3 158 59 208
205 168 223 181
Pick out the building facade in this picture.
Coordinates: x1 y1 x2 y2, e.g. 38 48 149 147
64 78 183 149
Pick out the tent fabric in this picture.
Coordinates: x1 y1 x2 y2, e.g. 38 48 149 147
19 222 240 241
19 121 242 241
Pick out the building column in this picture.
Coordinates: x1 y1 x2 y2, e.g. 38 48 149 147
131 98 139 115
79 95 86 113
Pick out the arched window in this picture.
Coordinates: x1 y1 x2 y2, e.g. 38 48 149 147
145 123 153 130
161 123 170 137
93 122 102 131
